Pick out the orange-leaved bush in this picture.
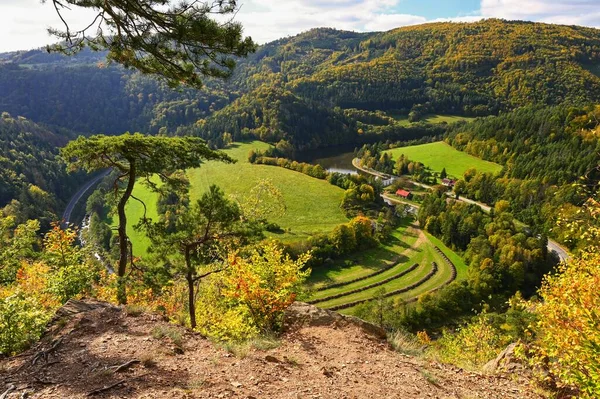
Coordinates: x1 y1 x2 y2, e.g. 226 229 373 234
223 241 311 333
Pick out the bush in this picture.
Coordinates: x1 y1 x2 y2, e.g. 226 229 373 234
47 263 97 303
195 242 310 342
0 291 51 355
529 252 600 397
430 309 512 370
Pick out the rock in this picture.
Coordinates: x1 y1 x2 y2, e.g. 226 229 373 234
173 346 184 355
265 355 280 363
483 343 522 374
322 367 334 377
283 302 386 339
54 299 118 319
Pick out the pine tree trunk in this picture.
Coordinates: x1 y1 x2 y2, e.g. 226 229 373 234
116 162 136 305
185 249 196 329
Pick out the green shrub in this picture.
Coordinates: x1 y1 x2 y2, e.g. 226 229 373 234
0 291 51 355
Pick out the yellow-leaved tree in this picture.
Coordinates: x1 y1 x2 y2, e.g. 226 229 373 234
195 241 310 341
224 242 311 332
531 251 600 397
530 198 600 397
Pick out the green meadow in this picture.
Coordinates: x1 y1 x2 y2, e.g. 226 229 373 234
122 141 349 256
306 220 466 312
385 141 502 179
389 113 476 126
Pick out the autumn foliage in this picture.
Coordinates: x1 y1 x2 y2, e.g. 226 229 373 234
529 251 600 397
224 241 311 332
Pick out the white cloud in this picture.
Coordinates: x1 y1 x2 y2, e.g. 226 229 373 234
235 0 426 42
0 0 100 52
0 1 598 52
363 14 427 32
480 0 600 27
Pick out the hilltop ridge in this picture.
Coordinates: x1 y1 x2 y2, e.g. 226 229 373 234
1 19 599 144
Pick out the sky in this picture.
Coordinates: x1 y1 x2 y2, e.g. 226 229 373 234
0 0 599 52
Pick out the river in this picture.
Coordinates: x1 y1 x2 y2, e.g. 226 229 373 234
295 146 357 175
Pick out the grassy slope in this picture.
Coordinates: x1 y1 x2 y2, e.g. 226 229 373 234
385 141 502 179
338 242 454 314
318 241 448 308
124 141 348 256
123 182 159 257
306 219 466 310
307 219 415 289
424 232 468 280
389 114 476 126
187 142 348 240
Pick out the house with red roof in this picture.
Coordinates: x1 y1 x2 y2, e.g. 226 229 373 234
395 189 412 199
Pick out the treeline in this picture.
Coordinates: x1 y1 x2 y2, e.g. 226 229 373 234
293 216 381 270
356 143 436 183
4 20 599 154
248 149 385 215
446 105 600 184
196 85 356 150
284 20 600 115
0 113 86 227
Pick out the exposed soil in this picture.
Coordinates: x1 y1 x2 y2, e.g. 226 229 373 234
0 300 543 398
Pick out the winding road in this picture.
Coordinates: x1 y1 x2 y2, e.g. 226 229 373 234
62 169 111 227
353 158 570 262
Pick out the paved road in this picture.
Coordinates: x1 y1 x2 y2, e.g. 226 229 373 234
62 169 111 227
546 240 570 263
354 158 570 262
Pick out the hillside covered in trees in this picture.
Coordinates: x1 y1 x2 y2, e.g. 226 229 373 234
1 19 600 149
0 113 85 227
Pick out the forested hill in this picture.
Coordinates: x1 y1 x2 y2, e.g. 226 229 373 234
1 19 600 147
0 113 86 227
273 20 600 113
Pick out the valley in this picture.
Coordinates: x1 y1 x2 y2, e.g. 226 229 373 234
1 15 599 398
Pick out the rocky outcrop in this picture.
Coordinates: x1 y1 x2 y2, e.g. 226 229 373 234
283 301 387 339
483 343 524 374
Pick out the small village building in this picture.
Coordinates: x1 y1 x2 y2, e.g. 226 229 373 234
441 178 456 187
396 189 412 199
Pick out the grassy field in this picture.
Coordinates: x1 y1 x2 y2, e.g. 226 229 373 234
122 141 348 256
317 238 449 309
307 219 416 289
385 141 502 179
306 220 466 312
186 142 348 239
424 232 468 280
389 113 476 126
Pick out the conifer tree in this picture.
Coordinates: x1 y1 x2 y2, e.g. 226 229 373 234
61 133 233 303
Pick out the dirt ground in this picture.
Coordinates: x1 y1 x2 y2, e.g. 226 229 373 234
0 300 543 398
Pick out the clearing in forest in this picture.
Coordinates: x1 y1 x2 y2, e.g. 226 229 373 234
385 141 502 179
388 113 476 125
